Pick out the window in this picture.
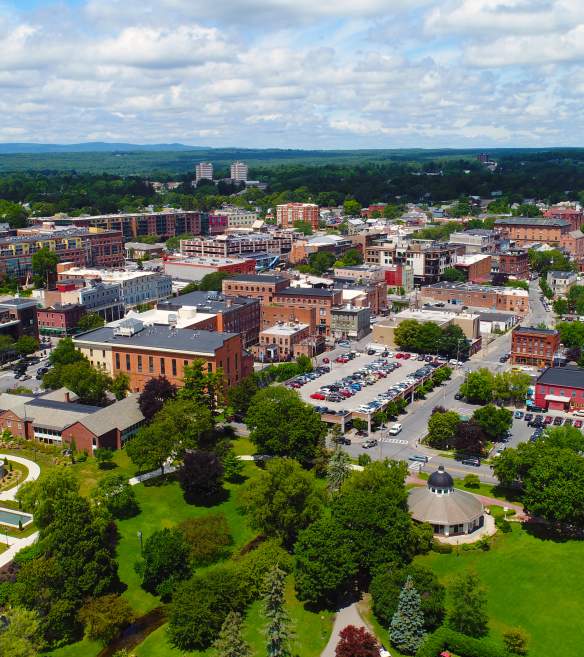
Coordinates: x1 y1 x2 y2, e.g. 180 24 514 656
126 354 131 370
172 359 177 376
115 353 120 369
160 358 165 374
137 355 142 372
208 363 213 373
149 356 154 373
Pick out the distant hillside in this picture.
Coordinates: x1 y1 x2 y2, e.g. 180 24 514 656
0 142 201 154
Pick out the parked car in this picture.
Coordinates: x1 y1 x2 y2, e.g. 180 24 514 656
574 420 583 428
362 439 378 449
524 413 533 422
564 418 573 426
514 410 524 419
461 457 481 467
553 416 563 426
310 392 326 400
395 353 403 358
322 357 330 364
454 393 463 401
544 415 553 424
336 356 349 364
388 423 402 435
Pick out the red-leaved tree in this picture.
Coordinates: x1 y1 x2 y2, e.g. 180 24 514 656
335 625 379 657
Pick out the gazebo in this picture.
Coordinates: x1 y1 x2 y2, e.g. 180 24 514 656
408 465 484 537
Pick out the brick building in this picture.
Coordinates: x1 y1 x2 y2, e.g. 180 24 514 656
510 326 560 369
74 319 252 392
0 298 39 340
261 304 317 334
276 203 320 230
272 287 343 336
256 323 311 361
34 210 202 240
495 249 530 279
0 228 123 283
420 282 529 315
453 254 492 283
543 206 584 231
560 230 584 262
157 291 261 347
164 256 256 282
37 303 86 337
331 306 371 340
181 233 292 259
494 216 571 246
534 366 584 412
0 387 145 452
222 274 290 303
383 264 414 293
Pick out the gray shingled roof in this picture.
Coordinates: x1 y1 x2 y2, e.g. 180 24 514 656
78 394 144 435
408 487 484 525
537 366 584 389
494 216 570 228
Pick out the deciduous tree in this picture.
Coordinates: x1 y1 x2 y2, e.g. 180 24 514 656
78 594 134 644
335 625 379 657
138 376 177 420
447 573 489 638
178 450 224 504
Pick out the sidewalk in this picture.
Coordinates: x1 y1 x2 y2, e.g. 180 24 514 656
320 602 367 657
0 453 41 501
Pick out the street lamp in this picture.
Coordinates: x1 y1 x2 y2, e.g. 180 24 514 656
137 529 143 553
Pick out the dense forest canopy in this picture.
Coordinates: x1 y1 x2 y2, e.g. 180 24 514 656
0 149 584 220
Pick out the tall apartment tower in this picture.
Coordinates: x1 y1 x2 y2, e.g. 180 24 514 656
230 161 249 182
195 162 214 183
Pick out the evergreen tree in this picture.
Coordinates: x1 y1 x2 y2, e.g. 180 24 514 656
213 611 251 657
222 447 244 482
447 572 489 637
263 565 291 657
389 576 426 655
327 447 352 493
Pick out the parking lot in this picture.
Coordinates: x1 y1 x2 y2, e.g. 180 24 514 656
296 351 432 414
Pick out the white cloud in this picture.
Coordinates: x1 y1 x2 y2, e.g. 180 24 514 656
0 0 581 147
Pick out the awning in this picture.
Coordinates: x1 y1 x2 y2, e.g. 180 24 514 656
545 394 571 403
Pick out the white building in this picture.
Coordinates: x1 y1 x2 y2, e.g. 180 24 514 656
57 268 172 308
230 161 249 182
217 208 258 230
195 162 214 183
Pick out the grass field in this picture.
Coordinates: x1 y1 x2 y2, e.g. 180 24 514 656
415 524 584 657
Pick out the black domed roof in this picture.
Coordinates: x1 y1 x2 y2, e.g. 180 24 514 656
428 465 454 489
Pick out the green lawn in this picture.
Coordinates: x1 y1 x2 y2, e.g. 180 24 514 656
135 576 334 657
415 524 584 657
232 436 256 456
116 463 257 615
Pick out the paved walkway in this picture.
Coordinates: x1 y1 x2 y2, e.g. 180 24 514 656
0 453 41 569
0 453 41 501
128 461 177 486
321 602 367 657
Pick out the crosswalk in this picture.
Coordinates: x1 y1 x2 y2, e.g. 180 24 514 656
384 438 409 445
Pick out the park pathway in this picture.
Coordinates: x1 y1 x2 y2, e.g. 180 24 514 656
320 602 367 657
0 453 41 501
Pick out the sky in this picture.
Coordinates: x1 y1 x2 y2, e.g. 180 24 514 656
0 0 583 148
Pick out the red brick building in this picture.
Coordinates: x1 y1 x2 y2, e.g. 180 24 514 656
0 388 145 452
261 304 317 334
453 255 492 283
272 287 343 336
164 256 256 282
494 217 571 246
543 207 584 231
511 326 560 369
496 249 530 279
276 203 320 230
74 319 253 393
37 303 86 337
222 274 290 304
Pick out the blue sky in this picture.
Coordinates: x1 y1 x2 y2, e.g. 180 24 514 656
0 0 583 148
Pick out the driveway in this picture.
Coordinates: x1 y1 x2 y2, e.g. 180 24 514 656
321 602 367 657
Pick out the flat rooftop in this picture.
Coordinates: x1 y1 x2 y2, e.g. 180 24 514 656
275 287 337 298
61 267 166 281
513 326 558 336
262 323 309 336
228 274 288 284
74 323 237 355
377 308 478 325
166 256 254 266
455 254 491 266
424 282 528 297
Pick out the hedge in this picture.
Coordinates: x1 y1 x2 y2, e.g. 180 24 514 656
416 627 511 657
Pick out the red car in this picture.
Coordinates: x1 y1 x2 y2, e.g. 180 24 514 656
544 415 553 424
310 392 326 400
395 353 403 358
336 356 349 363
574 420 583 428
339 389 353 398
322 357 330 364
403 353 412 360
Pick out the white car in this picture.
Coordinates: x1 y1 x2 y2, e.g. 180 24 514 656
388 423 402 435
380 648 391 657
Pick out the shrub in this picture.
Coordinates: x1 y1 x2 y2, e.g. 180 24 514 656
417 627 509 657
431 541 453 554
463 474 481 489
357 453 372 466
78 594 134 644
495 517 512 533
137 528 191 599
179 513 232 566
503 628 529 655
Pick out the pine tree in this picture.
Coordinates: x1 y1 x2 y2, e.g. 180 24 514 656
389 576 426 655
222 448 244 482
263 565 292 657
327 446 352 492
213 611 251 657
